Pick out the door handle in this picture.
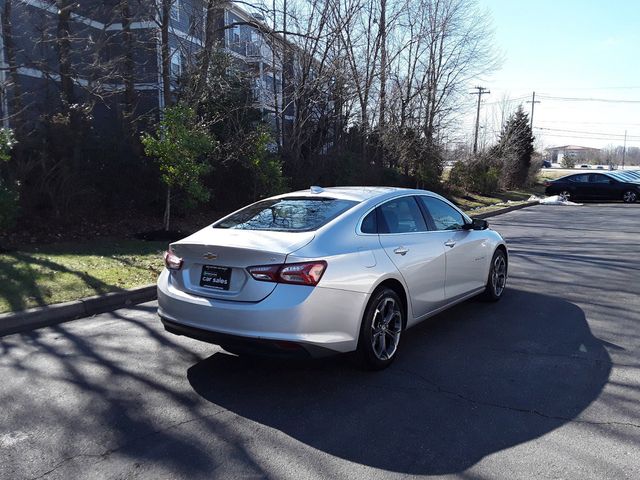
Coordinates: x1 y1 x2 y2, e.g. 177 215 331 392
444 240 456 248
394 247 409 256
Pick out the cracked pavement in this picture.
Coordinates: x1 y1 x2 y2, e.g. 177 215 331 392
1 203 640 479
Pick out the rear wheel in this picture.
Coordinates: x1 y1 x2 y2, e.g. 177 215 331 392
356 287 404 370
559 190 571 201
622 190 637 203
480 249 507 302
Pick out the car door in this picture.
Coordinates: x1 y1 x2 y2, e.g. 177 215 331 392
587 173 616 199
417 196 490 302
376 196 446 318
567 174 592 199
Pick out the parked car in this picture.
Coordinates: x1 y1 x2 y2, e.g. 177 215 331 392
544 172 640 202
542 160 552 168
157 187 509 369
578 164 590 169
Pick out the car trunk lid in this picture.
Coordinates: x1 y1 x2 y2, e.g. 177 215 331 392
169 228 315 302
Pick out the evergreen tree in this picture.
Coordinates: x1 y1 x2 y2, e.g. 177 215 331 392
492 106 534 188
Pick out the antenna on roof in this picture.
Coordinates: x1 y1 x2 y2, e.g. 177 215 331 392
310 186 324 194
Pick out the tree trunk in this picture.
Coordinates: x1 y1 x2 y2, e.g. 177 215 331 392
56 0 75 107
120 0 137 133
195 0 217 100
164 184 171 231
271 0 281 151
160 0 172 108
378 0 387 129
1 0 23 129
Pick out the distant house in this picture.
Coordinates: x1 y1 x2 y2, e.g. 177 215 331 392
546 145 601 163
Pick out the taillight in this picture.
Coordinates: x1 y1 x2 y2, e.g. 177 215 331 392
247 261 327 286
246 264 280 282
163 250 183 270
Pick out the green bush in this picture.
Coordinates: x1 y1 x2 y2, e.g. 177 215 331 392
561 154 576 169
141 105 215 230
0 128 18 229
0 179 19 230
247 126 287 200
449 155 502 195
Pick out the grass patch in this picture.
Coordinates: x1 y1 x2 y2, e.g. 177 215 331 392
450 186 543 213
0 239 166 314
538 170 568 181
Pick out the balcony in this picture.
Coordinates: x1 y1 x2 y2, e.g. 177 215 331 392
228 40 275 65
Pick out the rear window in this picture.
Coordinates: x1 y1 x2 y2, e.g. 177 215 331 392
568 174 589 183
213 197 358 232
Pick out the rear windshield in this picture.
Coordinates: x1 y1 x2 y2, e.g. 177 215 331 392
213 197 358 232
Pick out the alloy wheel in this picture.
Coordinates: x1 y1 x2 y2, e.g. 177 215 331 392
559 190 571 201
370 297 402 361
491 254 507 297
623 191 637 203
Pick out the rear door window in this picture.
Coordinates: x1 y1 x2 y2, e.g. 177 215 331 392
214 197 358 232
568 174 589 183
378 197 428 234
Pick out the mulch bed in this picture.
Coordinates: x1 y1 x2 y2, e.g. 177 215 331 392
0 210 226 250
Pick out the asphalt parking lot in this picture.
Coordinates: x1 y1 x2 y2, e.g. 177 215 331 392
1 204 639 479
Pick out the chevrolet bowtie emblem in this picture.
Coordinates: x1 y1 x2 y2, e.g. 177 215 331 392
203 252 218 260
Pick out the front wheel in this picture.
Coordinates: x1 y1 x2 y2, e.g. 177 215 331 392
622 190 638 203
356 288 404 370
480 249 507 302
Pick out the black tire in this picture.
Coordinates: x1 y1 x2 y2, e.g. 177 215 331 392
356 287 404 370
622 190 638 203
479 249 508 302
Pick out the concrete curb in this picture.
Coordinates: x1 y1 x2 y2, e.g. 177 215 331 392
0 284 157 337
471 201 538 219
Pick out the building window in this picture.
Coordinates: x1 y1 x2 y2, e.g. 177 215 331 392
170 48 182 77
231 24 241 45
170 0 180 21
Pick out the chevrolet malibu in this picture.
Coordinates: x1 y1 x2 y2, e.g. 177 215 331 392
158 187 508 369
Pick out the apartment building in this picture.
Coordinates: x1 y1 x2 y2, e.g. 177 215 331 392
0 0 287 131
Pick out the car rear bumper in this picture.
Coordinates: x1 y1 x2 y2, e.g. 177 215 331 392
157 269 369 356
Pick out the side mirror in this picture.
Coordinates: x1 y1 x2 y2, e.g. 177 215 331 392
463 218 489 230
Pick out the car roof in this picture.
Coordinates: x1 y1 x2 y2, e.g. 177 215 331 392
275 186 429 202
554 171 640 184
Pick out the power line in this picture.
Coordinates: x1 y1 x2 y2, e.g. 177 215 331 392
534 133 640 143
537 120 640 126
482 95 529 106
537 95 640 104
534 126 640 139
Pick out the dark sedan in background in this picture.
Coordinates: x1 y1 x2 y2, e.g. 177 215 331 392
545 172 640 203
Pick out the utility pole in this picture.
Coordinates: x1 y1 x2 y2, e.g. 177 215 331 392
622 130 627 169
526 91 540 129
470 86 490 154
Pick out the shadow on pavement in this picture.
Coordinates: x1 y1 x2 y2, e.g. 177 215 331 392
187 288 611 475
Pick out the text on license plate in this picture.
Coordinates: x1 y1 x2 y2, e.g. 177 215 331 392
200 265 231 290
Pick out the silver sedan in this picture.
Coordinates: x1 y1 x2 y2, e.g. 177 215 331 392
157 187 508 369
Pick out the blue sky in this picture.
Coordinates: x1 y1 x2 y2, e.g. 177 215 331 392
471 0 640 150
